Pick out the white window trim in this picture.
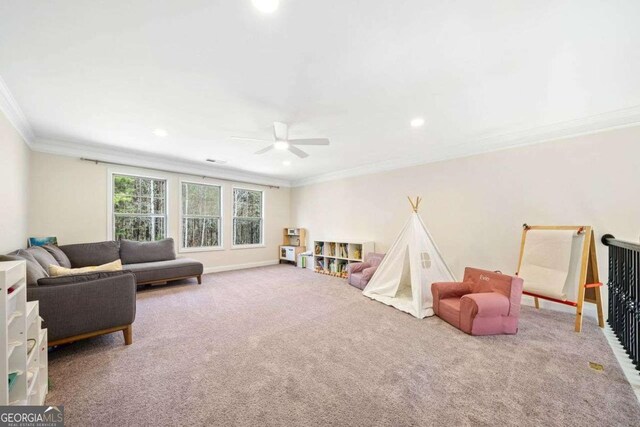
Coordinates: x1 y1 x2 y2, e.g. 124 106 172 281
178 179 224 253
231 186 265 249
107 169 170 241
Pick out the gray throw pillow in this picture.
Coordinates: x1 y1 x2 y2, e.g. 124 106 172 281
1 252 48 286
37 270 128 286
42 244 72 268
59 241 120 268
26 246 59 270
119 238 176 264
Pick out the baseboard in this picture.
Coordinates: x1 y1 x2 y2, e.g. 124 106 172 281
603 325 640 404
203 260 280 274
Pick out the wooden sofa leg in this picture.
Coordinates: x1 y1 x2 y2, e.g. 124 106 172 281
123 325 133 345
197 275 202 285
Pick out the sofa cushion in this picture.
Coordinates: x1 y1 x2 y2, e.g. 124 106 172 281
119 238 176 264
25 246 59 270
59 241 120 268
49 259 123 277
1 251 48 286
42 244 72 268
123 258 202 284
38 270 129 286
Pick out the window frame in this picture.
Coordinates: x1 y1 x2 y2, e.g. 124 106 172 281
107 170 170 242
178 179 224 253
231 186 265 249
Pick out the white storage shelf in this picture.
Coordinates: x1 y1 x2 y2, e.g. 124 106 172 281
313 240 375 278
1 261 48 406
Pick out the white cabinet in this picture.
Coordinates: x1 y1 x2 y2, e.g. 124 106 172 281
1 261 48 406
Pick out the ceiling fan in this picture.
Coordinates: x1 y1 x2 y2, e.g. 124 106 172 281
231 122 330 158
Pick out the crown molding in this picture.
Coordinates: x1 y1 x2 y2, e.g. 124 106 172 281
0 75 35 147
292 105 640 187
32 138 292 188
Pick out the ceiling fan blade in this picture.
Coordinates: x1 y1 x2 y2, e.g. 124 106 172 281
288 145 309 158
230 136 273 143
289 138 330 146
254 145 274 155
273 122 288 141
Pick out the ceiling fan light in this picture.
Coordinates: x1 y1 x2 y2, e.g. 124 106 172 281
274 140 289 150
252 0 279 13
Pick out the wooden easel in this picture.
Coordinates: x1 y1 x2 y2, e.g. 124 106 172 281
516 225 605 332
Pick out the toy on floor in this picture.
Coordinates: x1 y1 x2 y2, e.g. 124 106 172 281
432 267 523 335
347 253 385 290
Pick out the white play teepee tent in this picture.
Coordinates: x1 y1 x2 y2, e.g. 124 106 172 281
362 197 455 319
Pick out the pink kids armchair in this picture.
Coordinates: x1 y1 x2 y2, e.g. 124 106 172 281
347 253 385 290
431 267 523 336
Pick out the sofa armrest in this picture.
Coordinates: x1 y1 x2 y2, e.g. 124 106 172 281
460 292 510 318
431 281 472 316
348 262 370 274
361 266 378 282
27 273 136 343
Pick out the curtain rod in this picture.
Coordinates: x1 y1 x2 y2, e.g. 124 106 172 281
80 158 280 189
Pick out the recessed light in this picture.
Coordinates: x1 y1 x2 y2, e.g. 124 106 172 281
252 0 279 13
274 140 289 150
153 128 168 137
282 160 291 166
410 118 425 128
206 159 227 165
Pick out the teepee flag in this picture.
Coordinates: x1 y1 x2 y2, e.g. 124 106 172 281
362 197 455 318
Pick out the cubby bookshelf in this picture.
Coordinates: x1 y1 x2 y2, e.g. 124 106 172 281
313 240 374 278
1 261 48 406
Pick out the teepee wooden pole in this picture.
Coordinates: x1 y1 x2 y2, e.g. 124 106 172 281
407 196 417 212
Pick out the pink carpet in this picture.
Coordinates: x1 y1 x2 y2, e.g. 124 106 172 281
46 265 640 426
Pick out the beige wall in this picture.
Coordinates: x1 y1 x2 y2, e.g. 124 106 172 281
0 110 30 253
291 125 640 316
29 152 290 271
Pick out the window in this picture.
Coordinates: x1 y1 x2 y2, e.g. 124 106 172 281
181 182 222 249
112 174 167 241
233 188 263 246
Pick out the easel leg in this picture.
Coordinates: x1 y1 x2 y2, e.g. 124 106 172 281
534 297 540 309
595 287 605 328
574 301 584 333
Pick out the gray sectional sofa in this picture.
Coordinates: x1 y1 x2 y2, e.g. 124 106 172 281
0 238 203 347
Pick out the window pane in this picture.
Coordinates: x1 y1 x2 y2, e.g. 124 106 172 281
182 183 221 217
182 217 219 248
153 181 166 214
113 175 138 214
233 188 262 218
233 218 262 245
115 216 158 241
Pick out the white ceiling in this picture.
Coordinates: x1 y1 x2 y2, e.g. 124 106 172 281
1 0 640 186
